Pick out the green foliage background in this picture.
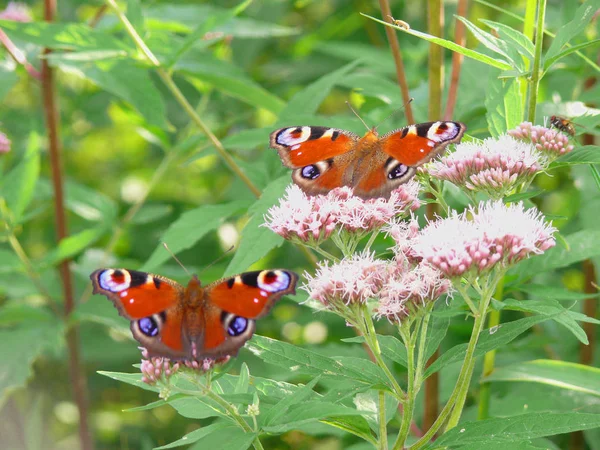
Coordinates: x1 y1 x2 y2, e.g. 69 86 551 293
0 0 599 449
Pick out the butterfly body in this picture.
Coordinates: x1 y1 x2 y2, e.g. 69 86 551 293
271 121 466 199
90 268 298 360
550 115 576 136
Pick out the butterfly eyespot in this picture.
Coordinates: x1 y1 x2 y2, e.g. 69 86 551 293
301 165 321 180
388 163 409 180
227 316 248 337
138 316 160 337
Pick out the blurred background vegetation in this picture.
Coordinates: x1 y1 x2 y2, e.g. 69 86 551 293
0 0 598 448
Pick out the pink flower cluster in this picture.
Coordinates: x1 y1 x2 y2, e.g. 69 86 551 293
303 248 451 321
0 132 10 154
264 182 420 244
376 263 451 321
0 2 32 22
304 251 390 306
408 201 556 278
426 136 544 198
508 122 574 159
139 347 228 385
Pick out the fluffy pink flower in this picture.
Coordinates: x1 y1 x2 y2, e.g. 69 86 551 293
303 251 390 307
425 135 544 198
384 218 421 264
0 132 10 154
264 182 420 244
0 2 32 22
377 263 451 322
410 201 556 278
508 122 574 159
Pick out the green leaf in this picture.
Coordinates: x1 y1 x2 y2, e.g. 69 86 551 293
362 14 512 71
1 133 40 223
543 0 600 66
342 335 407 367
187 425 256 450
0 304 54 326
516 229 600 277
480 20 534 58
125 0 144 33
97 371 160 393
0 323 63 405
263 401 366 433
155 422 231 449
544 39 600 72
177 54 285 114
278 60 362 121
321 415 377 446
433 413 600 447
224 177 288 277
41 227 107 266
247 335 387 388
424 315 549 378
0 60 18 101
485 359 600 397
499 298 599 344
50 59 168 129
514 284 599 301
168 396 230 420
425 315 451 361
261 376 320 426
551 146 600 167
504 190 544 203
485 76 523 137
455 16 522 70
234 363 250 394
142 200 248 272
63 180 118 223
129 204 173 225
0 20 130 51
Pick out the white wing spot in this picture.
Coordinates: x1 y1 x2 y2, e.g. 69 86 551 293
129 298 135 304
120 291 128 298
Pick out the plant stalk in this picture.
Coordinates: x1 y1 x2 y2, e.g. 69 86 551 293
393 324 417 449
379 390 388 450
443 0 468 120
526 0 546 122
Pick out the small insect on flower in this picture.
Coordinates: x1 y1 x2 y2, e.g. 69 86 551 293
550 115 576 137
508 122 574 160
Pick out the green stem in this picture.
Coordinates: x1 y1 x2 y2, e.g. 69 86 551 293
311 245 340 262
363 311 406 400
477 276 505 420
378 390 388 450
526 0 546 123
105 0 261 198
410 291 492 448
393 324 417 450
520 0 537 113
364 230 380 252
415 304 434 389
456 283 478 316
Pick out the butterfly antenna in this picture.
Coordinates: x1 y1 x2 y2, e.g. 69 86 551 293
162 242 191 277
198 245 236 276
374 98 414 129
345 101 371 131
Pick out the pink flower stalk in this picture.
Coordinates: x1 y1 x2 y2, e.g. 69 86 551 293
377 263 452 322
0 2 32 22
425 135 544 198
0 132 10 154
508 122 574 159
303 251 390 307
410 201 556 278
264 182 420 244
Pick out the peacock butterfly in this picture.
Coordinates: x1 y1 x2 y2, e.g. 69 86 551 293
270 121 466 199
90 268 298 360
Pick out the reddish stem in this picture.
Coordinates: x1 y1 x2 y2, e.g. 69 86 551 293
41 1 94 449
0 28 42 80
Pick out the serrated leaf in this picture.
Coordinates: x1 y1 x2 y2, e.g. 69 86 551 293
433 412 600 447
362 15 512 71
551 146 600 167
155 422 231 449
485 75 523 137
424 315 549 378
261 376 320 426
142 200 248 272
342 335 407 367
224 177 288 276
480 19 534 58
1 133 40 223
544 39 600 72
514 284 599 301
516 229 600 277
50 59 168 129
278 60 361 121
485 359 600 397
